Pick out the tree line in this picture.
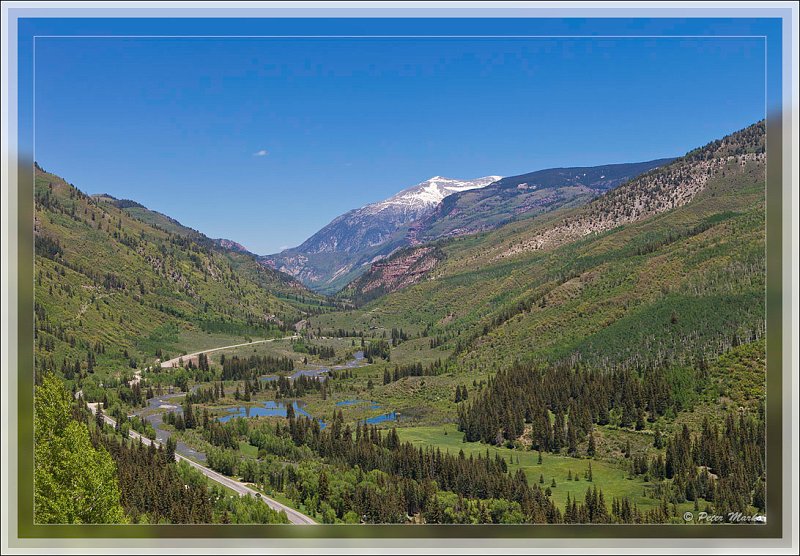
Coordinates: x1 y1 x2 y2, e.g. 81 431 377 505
457 360 681 447
220 353 294 381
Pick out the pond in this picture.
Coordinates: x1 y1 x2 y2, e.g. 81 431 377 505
335 399 397 424
364 412 398 425
218 400 326 429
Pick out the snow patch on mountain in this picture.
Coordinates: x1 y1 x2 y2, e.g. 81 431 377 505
363 175 502 214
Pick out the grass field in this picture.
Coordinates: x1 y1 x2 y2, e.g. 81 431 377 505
397 423 703 516
201 336 360 367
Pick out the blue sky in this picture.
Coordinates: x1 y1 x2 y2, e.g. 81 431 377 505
32 32 766 254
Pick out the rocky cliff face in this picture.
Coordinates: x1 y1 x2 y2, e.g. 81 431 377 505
342 246 444 304
213 238 252 254
495 123 765 260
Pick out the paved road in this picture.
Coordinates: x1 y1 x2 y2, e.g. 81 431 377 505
160 335 298 368
88 403 316 525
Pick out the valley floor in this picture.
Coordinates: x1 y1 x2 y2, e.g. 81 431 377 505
105 333 762 525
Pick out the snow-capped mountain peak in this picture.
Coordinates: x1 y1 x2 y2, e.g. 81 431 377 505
367 175 502 212
265 173 501 287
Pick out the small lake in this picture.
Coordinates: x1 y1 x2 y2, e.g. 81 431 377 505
135 391 207 462
218 400 326 429
364 412 398 425
335 399 396 424
219 398 396 428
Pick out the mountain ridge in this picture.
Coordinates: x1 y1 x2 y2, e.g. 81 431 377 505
264 159 672 293
262 175 500 293
410 158 675 245
341 122 764 306
33 165 334 385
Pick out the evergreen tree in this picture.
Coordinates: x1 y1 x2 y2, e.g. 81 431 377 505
95 405 105 430
653 429 664 449
165 436 177 462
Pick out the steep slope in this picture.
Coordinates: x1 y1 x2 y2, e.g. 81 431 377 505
263 176 500 293
212 238 251 254
92 194 204 239
321 121 766 373
341 245 446 304
411 159 673 243
268 159 672 295
34 165 324 389
91 192 324 304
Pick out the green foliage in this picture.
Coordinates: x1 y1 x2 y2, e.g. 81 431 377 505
34 375 125 523
315 124 766 383
209 485 289 524
33 166 320 401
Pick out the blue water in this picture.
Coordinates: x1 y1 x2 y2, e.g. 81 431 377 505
218 400 325 428
364 412 398 425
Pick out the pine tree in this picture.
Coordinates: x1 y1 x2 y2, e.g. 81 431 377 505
653 429 663 449
95 405 105 430
318 469 329 499
165 435 177 462
636 410 646 431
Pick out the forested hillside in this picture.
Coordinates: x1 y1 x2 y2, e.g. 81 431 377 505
339 121 765 374
33 164 327 395
304 121 767 523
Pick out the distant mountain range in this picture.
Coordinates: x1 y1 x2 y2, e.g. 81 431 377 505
343 122 765 324
411 159 675 244
263 159 673 293
260 176 500 294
